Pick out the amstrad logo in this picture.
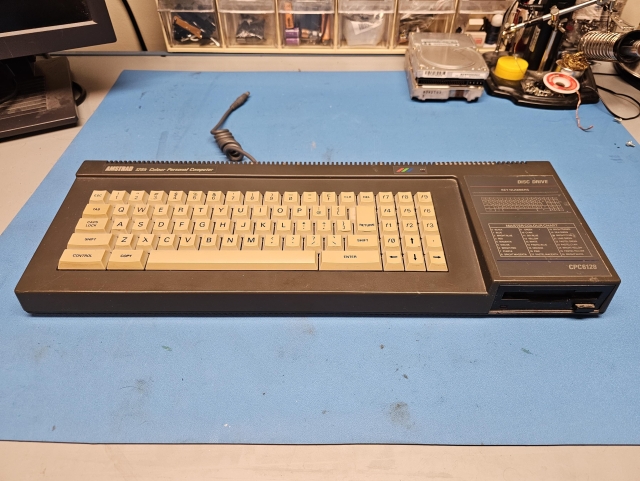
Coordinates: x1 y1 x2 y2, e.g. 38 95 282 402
395 167 413 173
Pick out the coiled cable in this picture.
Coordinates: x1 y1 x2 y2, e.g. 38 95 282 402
210 92 258 164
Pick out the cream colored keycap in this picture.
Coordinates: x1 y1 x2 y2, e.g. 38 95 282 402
152 204 173 220
347 235 379 250
59 249 110 270
136 234 158 252
75 218 112 233
213 220 232 234
426 251 448 271
305 235 322 252
320 250 381 271
295 220 312 235
330 206 348 220
157 234 179 250
355 205 377 234
83 203 113 218
232 205 250 220
129 190 148 204
153 220 171 234
108 190 129 204
383 251 404 271
168 191 187 205
199 234 219 250
382 235 401 252
112 204 132 219
291 206 308 220
235 220 252 235
276 220 293 235
254 220 273 235
402 234 422 252
405 251 426 271
302 192 318 205
283 192 299 205
115 234 137 250
381 220 399 234
358 192 375 205
242 235 261 250
263 191 280 205
148 191 167 205
272 205 289 219
418 205 436 219
212 205 230 219
377 192 394 205
316 220 332 235
179 235 198 250
399 206 416 219
191 205 211 220
395 192 413 205
379 206 396 219
193 219 213 234
263 235 281 250
225 191 244 205
173 220 193 234
320 192 337 206
335 219 352 234
415 192 433 206
284 235 302 250
423 234 443 250
339 192 356 207
112 219 132 234
132 205 153 219
421 219 439 234
187 191 205 205
89 190 109 204
67 233 115 250
172 205 193 219
147 250 318 270
244 191 262 206
400 219 419 235
206 191 224 205
107 250 148 270
325 235 343 251
253 205 270 219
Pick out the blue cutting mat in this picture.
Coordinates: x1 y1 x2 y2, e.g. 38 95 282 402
0 70 638 444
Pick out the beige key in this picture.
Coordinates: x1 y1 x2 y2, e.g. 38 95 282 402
382 235 401 252
136 234 158 252
173 220 193 234
381 220 399 235
295 220 312 235
395 192 413 206
426 251 448 272
108 190 129 204
251 205 269 220
302 192 318 205
383 251 404 271
276 220 293 235
414 192 433 206
193 219 213 234
423 234 443 250
168 191 187 205
400 219 419 235
131 217 152 233
112 219 132 234
402 234 422 252
115 234 137 250
377 192 394 205
58 249 109 270
75 218 112 233
283 192 299 205
242 235 261 250
213 220 232 234
148 191 168 205
320 250 381 271
418 205 436 220
305 235 322 252
67 233 115 250
421 219 439 234
244 191 262 206
355 205 377 234
152 204 173 220
291 206 308 220
178 235 198 250
272 205 289 219
129 190 148 204
405 251 426 271
132 205 153 219
325 235 343 251
253 220 272 235
316 220 332 235
263 191 280 206
320 192 337 206
191 205 212 220
339 192 356 207
89 190 109 204
212 205 230 219
112 204 132 219
206 191 225 205
347 235 379 250
358 192 375 205
235 220 252 235
172 205 193 219
284 235 302 250
232 205 250 220
147 249 317 270
157 234 179 250
153 220 171 234
379 206 396 219
335 219 352 234
83 203 113 218
330 206 348 220
187 191 205 205
399 206 416 219
263 235 281 250
199 234 220 250
107 250 148 270
225 191 244 205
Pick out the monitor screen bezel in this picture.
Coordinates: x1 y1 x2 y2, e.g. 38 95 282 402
0 0 116 60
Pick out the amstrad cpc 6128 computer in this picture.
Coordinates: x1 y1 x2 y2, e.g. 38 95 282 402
15 160 620 315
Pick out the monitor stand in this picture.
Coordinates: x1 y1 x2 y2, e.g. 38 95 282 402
0 56 78 140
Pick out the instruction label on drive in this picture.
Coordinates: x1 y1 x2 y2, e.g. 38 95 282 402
490 223 590 258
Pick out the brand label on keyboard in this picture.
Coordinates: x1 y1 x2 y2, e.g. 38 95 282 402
466 175 611 278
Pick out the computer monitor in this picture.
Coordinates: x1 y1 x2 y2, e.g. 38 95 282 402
0 0 116 139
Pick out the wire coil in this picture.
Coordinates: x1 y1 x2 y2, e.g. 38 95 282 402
579 31 620 62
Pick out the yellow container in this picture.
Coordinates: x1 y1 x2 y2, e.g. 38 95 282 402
494 56 528 81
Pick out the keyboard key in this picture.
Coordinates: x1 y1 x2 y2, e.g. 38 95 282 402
423 235 443 250
107 250 148 270
206 191 224 205
242 235 261 250
157 234 179 250
187 191 205 205
355 205 377 234
284 235 302 250
405 251 426 271
199 234 220 250
132 219 152 234
320 192 337 206
305 235 322 252
414 192 433 205
132 205 153 219
75 218 112 233
67 233 115 250
283 192 299 205
426 251 448 272
383 251 404 271
339 192 356 206
58 249 110 270
395 192 413 205
83 204 113 218
129 191 148 204
377 192 394 205
112 219 132 234
108 190 129 204
347 235 379 250
221 234 240 250
325 235 343 251
115 234 137 250
264 191 280 205
225 191 243 205
358 192 374 205
148 191 167 204
136 234 158 252
302 192 318 205
89 190 109 204
112 204 132 219
146 250 317 270
245 191 262 205
168 191 187 205
263 235 281 250
320 250 381 271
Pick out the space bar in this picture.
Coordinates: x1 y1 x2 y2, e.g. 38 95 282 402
146 250 318 270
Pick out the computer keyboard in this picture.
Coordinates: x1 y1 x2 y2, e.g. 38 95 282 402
15 161 620 315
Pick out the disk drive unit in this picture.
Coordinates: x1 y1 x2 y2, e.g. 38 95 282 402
405 33 490 102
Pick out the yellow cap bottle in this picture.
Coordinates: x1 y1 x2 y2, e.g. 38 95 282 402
494 56 529 81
